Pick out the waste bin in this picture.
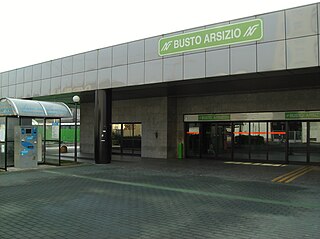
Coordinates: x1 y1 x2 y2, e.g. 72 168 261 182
178 142 183 160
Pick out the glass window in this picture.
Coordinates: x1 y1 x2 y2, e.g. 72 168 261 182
250 122 268 161
309 122 320 163
288 121 307 163
233 122 250 161
185 123 200 158
268 122 286 162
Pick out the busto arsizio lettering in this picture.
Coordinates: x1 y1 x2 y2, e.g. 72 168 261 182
204 28 241 43
174 35 202 49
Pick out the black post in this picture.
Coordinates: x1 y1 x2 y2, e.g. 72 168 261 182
74 103 78 163
94 89 112 164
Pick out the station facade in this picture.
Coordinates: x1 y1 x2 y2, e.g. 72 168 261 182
1 3 320 164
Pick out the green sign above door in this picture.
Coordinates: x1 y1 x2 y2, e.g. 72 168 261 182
159 19 263 56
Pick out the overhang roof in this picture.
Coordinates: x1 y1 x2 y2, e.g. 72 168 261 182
0 98 73 118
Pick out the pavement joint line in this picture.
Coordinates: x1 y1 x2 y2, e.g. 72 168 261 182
43 169 320 210
272 166 313 183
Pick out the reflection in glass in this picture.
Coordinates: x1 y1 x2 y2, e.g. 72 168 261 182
112 124 122 154
288 121 307 162
310 122 320 163
186 123 200 158
250 122 268 161
233 122 250 160
268 122 286 162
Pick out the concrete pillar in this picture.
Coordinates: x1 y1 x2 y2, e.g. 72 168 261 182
94 89 112 164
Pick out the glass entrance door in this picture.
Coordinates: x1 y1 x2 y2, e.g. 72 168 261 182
288 121 307 162
186 123 200 158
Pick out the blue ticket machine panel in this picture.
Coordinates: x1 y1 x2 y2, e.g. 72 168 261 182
14 126 38 168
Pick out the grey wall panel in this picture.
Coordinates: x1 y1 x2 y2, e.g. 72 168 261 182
61 75 73 93
0 74 2 88
72 72 85 91
287 35 318 69
62 56 73 75
1 72 8 87
286 4 318 39
9 70 16 85
32 80 41 97
41 61 51 79
98 68 111 89
32 64 42 81
128 40 145 64
16 84 24 98
73 54 85 73
112 65 127 87
319 4 320 35
16 68 24 84
24 66 33 82
8 85 16 98
128 62 145 86
51 59 62 77
259 11 285 42
163 56 183 82
98 47 112 69
24 82 32 98
2 87 8 98
113 44 128 66
257 41 286 72
50 76 61 95
206 48 230 77
231 45 257 74
145 59 163 84
40 78 51 96
145 36 162 61
184 52 205 79
84 70 98 90
85 50 98 71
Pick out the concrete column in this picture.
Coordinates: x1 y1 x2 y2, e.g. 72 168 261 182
94 89 112 164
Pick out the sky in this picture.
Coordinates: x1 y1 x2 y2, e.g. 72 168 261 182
0 0 319 73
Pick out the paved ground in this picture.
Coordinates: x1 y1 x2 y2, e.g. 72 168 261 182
0 157 319 238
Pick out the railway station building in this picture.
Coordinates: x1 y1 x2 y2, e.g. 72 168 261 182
1 3 320 165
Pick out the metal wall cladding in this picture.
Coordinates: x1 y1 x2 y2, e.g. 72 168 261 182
184 52 205 80
51 76 61 95
98 68 111 89
41 78 51 96
145 36 162 61
24 82 32 98
73 54 85 74
231 45 256 74
163 56 183 82
128 40 145 64
51 59 62 77
257 41 286 72
206 48 230 77
259 11 285 42
32 80 41 97
62 56 73 75
16 68 24 84
287 35 318 69
286 4 318 39
9 70 16 85
32 64 42 81
85 50 98 71
112 65 127 87
128 62 144 86
112 44 128 66
145 59 162 84
0 4 319 99
41 61 51 79
24 66 33 83
84 70 98 90
98 48 112 69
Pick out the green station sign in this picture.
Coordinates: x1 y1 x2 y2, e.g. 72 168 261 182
159 19 263 56
198 114 231 121
285 112 320 120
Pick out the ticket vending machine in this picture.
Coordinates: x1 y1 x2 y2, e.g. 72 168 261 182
14 126 39 169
